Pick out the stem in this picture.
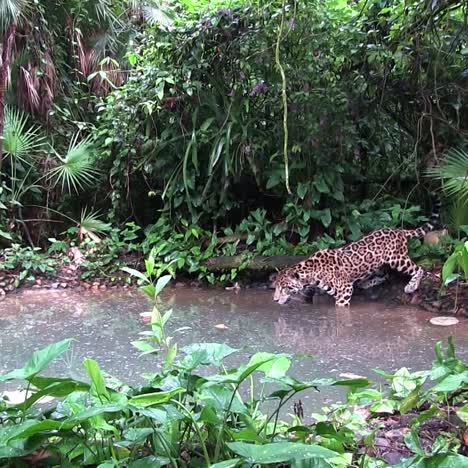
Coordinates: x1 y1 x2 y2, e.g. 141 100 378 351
275 0 291 195
214 382 241 462
170 399 210 468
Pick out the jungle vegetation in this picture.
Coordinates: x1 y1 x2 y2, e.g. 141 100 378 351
0 0 467 282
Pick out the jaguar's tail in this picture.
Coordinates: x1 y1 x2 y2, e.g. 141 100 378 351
404 199 442 239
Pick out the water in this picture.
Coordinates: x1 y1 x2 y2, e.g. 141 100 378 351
0 287 467 411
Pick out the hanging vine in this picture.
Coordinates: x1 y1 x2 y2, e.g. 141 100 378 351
275 0 292 195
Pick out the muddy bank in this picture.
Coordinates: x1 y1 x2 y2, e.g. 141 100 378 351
1 258 466 318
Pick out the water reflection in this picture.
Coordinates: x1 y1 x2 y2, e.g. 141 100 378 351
0 288 467 403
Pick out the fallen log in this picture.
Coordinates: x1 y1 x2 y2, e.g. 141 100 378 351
204 255 307 271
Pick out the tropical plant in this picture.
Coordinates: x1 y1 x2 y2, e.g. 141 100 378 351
442 240 468 286
47 134 100 194
427 148 468 204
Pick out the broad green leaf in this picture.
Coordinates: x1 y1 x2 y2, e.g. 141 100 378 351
67 404 125 423
15 378 89 410
456 404 468 424
155 274 172 296
247 352 291 378
84 359 111 402
198 384 247 414
181 343 238 369
399 388 421 414
6 420 75 442
425 454 468 468
129 387 184 407
431 371 468 393
227 441 342 464
210 460 242 468
123 427 154 442
0 339 72 382
121 267 149 284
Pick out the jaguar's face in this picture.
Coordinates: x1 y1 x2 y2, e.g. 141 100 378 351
273 270 303 304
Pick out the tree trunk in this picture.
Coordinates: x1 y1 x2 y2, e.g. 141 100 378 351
0 23 17 176
204 255 307 272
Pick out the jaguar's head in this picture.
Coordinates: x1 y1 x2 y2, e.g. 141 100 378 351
273 268 305 304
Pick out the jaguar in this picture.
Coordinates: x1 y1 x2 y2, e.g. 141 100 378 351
273 201 441 307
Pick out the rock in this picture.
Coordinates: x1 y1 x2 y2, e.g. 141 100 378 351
0 289 5 300
99 284 107 290
0 281 6 287
51 283 59 289
59 283 68 289
174 282 185 289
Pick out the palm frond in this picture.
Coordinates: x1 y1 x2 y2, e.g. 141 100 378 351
0 0 30 30
142 4 174 29
3 106 45 165
426 147 468 203
79 208 111 242
47 134 101 194
448 198 468 232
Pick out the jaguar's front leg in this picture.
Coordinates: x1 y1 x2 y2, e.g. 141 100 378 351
335 283 354 307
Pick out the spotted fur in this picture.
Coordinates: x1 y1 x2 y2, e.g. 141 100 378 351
273 201 441 307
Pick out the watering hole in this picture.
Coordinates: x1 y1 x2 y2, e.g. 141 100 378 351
0 287 467 410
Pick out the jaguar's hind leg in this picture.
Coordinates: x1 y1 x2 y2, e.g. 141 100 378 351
389 256 424 294
335 283 354 307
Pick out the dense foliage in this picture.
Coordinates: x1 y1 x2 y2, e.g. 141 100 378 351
0 0 467 283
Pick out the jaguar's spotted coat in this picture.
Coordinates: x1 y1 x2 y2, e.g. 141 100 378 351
273 202 441 307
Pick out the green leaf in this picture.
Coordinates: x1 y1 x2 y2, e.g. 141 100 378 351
17 377 89 410
314 175 329 193
198 384 247 414
164 343 177 370
456 404 468 424
431 372 468 393
210 460 242 468
84 359 111 402
6 420 75 442
67 404 126 423
319 209 332 227
227 441 342 464
155 274 172 296
181 343 238 369
0 339 72 382
121 267 149 284
129 387 184 407
399 388 421 414
132 340 156 354
424 454 468 468
246 352 291 378
297 183 308 199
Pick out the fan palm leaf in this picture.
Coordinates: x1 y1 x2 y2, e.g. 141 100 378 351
0 0 31 30
47 133 101 194
79 207 111 241
3 106 45 165
426 147 468 203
